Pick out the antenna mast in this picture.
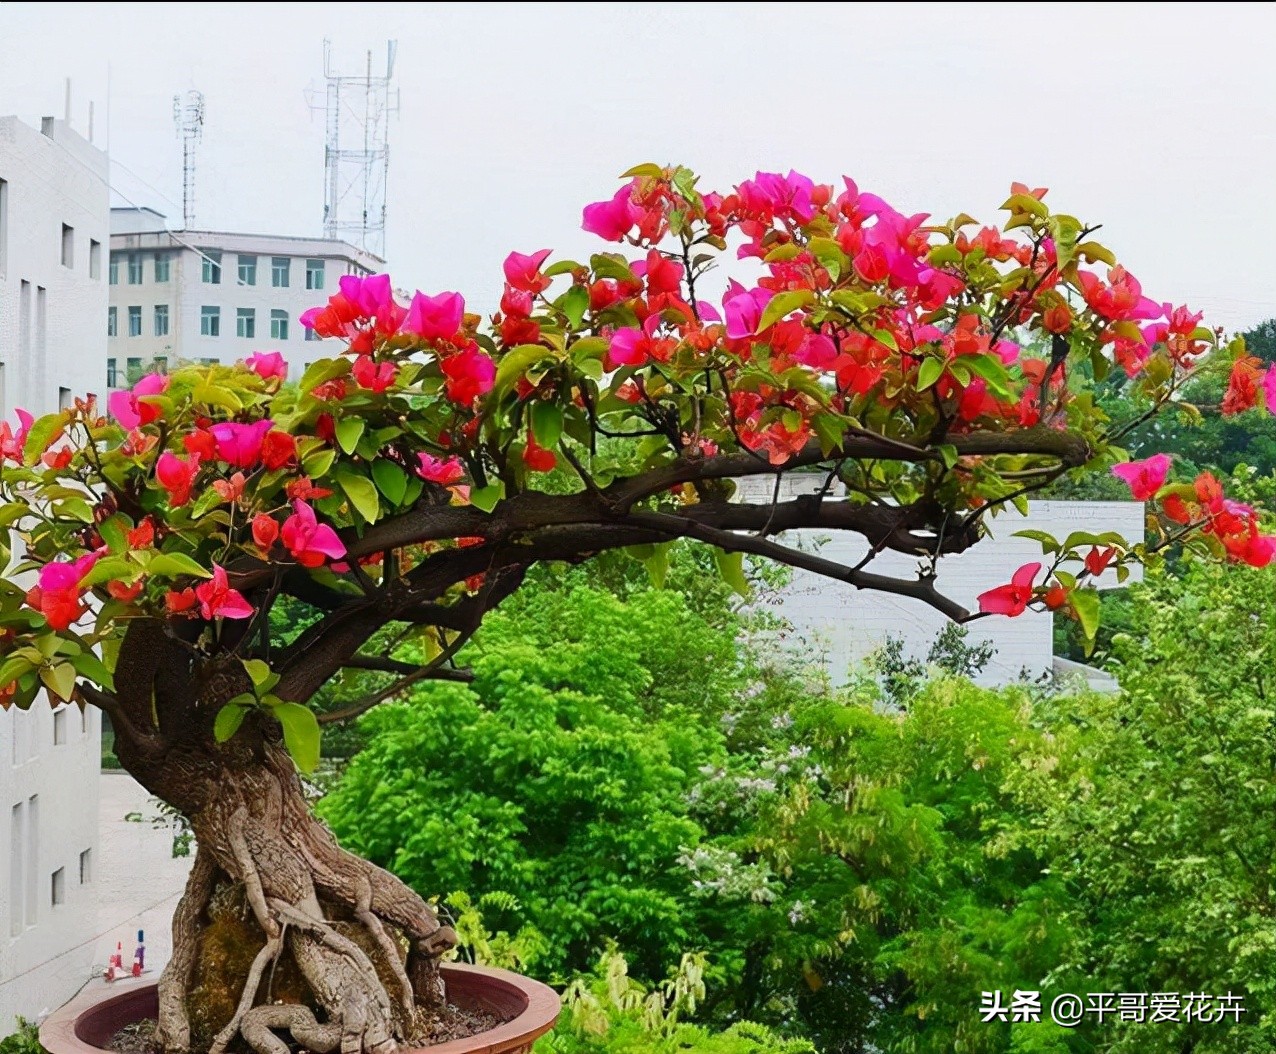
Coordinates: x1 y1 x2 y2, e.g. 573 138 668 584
172 90 205 229
312 40 398 258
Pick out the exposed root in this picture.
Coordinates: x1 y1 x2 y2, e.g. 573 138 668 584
241 1006 340 1054
208 936 283 1054
157 848 217 1052
352 875 417 1028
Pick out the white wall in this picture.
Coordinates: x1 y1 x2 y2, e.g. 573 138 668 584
0 114 106 1032
736 476 1143 686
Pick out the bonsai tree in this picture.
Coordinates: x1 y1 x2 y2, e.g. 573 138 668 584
1 165 1270 1054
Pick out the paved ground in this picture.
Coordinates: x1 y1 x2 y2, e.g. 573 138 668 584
85 772 193 994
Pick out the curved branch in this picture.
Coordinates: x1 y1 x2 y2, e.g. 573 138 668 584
341 655 473 683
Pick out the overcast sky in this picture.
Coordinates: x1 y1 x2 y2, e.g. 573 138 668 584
2 2 1274 331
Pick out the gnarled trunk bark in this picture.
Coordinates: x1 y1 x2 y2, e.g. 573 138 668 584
108 623 456 1054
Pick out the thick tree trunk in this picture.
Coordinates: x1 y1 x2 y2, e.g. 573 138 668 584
108 624 456 1054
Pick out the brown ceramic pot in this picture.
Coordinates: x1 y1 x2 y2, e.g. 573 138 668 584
39 962 561 1054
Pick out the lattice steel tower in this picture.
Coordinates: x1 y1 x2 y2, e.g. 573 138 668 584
172 90 205 229
316 40 398 258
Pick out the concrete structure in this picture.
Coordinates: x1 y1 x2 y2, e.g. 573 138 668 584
0 114 107 1032
107 208 382 388
737 475 1142 687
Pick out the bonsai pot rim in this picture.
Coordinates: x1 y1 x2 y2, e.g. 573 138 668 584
39 961 560 1054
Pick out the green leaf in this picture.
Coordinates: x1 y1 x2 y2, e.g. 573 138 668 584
807 237 845 282
1014 529 1060 554
56 498 95 523
335 468 381 523
301 446 337 479
40 662 77 702
543 259 582 278
936 444 959 469
469 482 504 513
1071 589 1101 654
493 344 552 402
298 356 352 395
0 655 36 692
917 357 945 391
371 460 409 506
22 413 64 465
98 515 131 554
531 402 564 448
69 651 115 690
558 285 589 329
757 290 814 333
81 556 139 588
213 703 248 743
273 702 322 774
713 550 750 598
620 163 664 179
812 413 845 456
336 418 366 455
149 552 213 579
590 253 639 285
243 659 276 690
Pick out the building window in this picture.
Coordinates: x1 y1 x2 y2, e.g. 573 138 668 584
237 308 256 339
305 327 321 342
153 356 168 375
53 708 67 745
107 357 119 387
271 257 290 287
128 306 142 337
61 224 74 268
51 867 65 907
79 849 92 885
90 240 102 279
107 306 117 338
127 252 143 284
126 357 142 383
154 253 170 283
154 304 170 337
306 259 325 290
109 254 119 284
202 251 222 284
0 178 8 278
270 309 289 341
238 254 258 286
26 795 38 926
200 305 220 336
198 357 219 365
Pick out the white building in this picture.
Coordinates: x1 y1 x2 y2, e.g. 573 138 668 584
737 476 1142 688
0 114 106 1032
107 208 381 388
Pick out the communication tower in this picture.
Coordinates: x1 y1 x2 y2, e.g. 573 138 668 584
172 90 205 229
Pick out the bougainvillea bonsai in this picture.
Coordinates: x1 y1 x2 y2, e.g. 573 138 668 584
1 164 1271 1053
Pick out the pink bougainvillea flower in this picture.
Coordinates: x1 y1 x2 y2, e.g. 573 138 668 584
281 501 347 568
582 181 640 241
723 284 775 340
0 409 34 463
109 373 170 430
156 452 201 507
194 564 253 620
441 345 496 406
977 562 1042 617
1264 365 1276 415
210 420 275 469
1111 453 1171 500
183 428 217 462
736 170 817 224
1222 357 1264 415
245 351 287 382
500 284 535 318
402 290 464 343
417 453 465 485
503 250 553 294
605 315 675 370
24 553 100 630
352 356 398 393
